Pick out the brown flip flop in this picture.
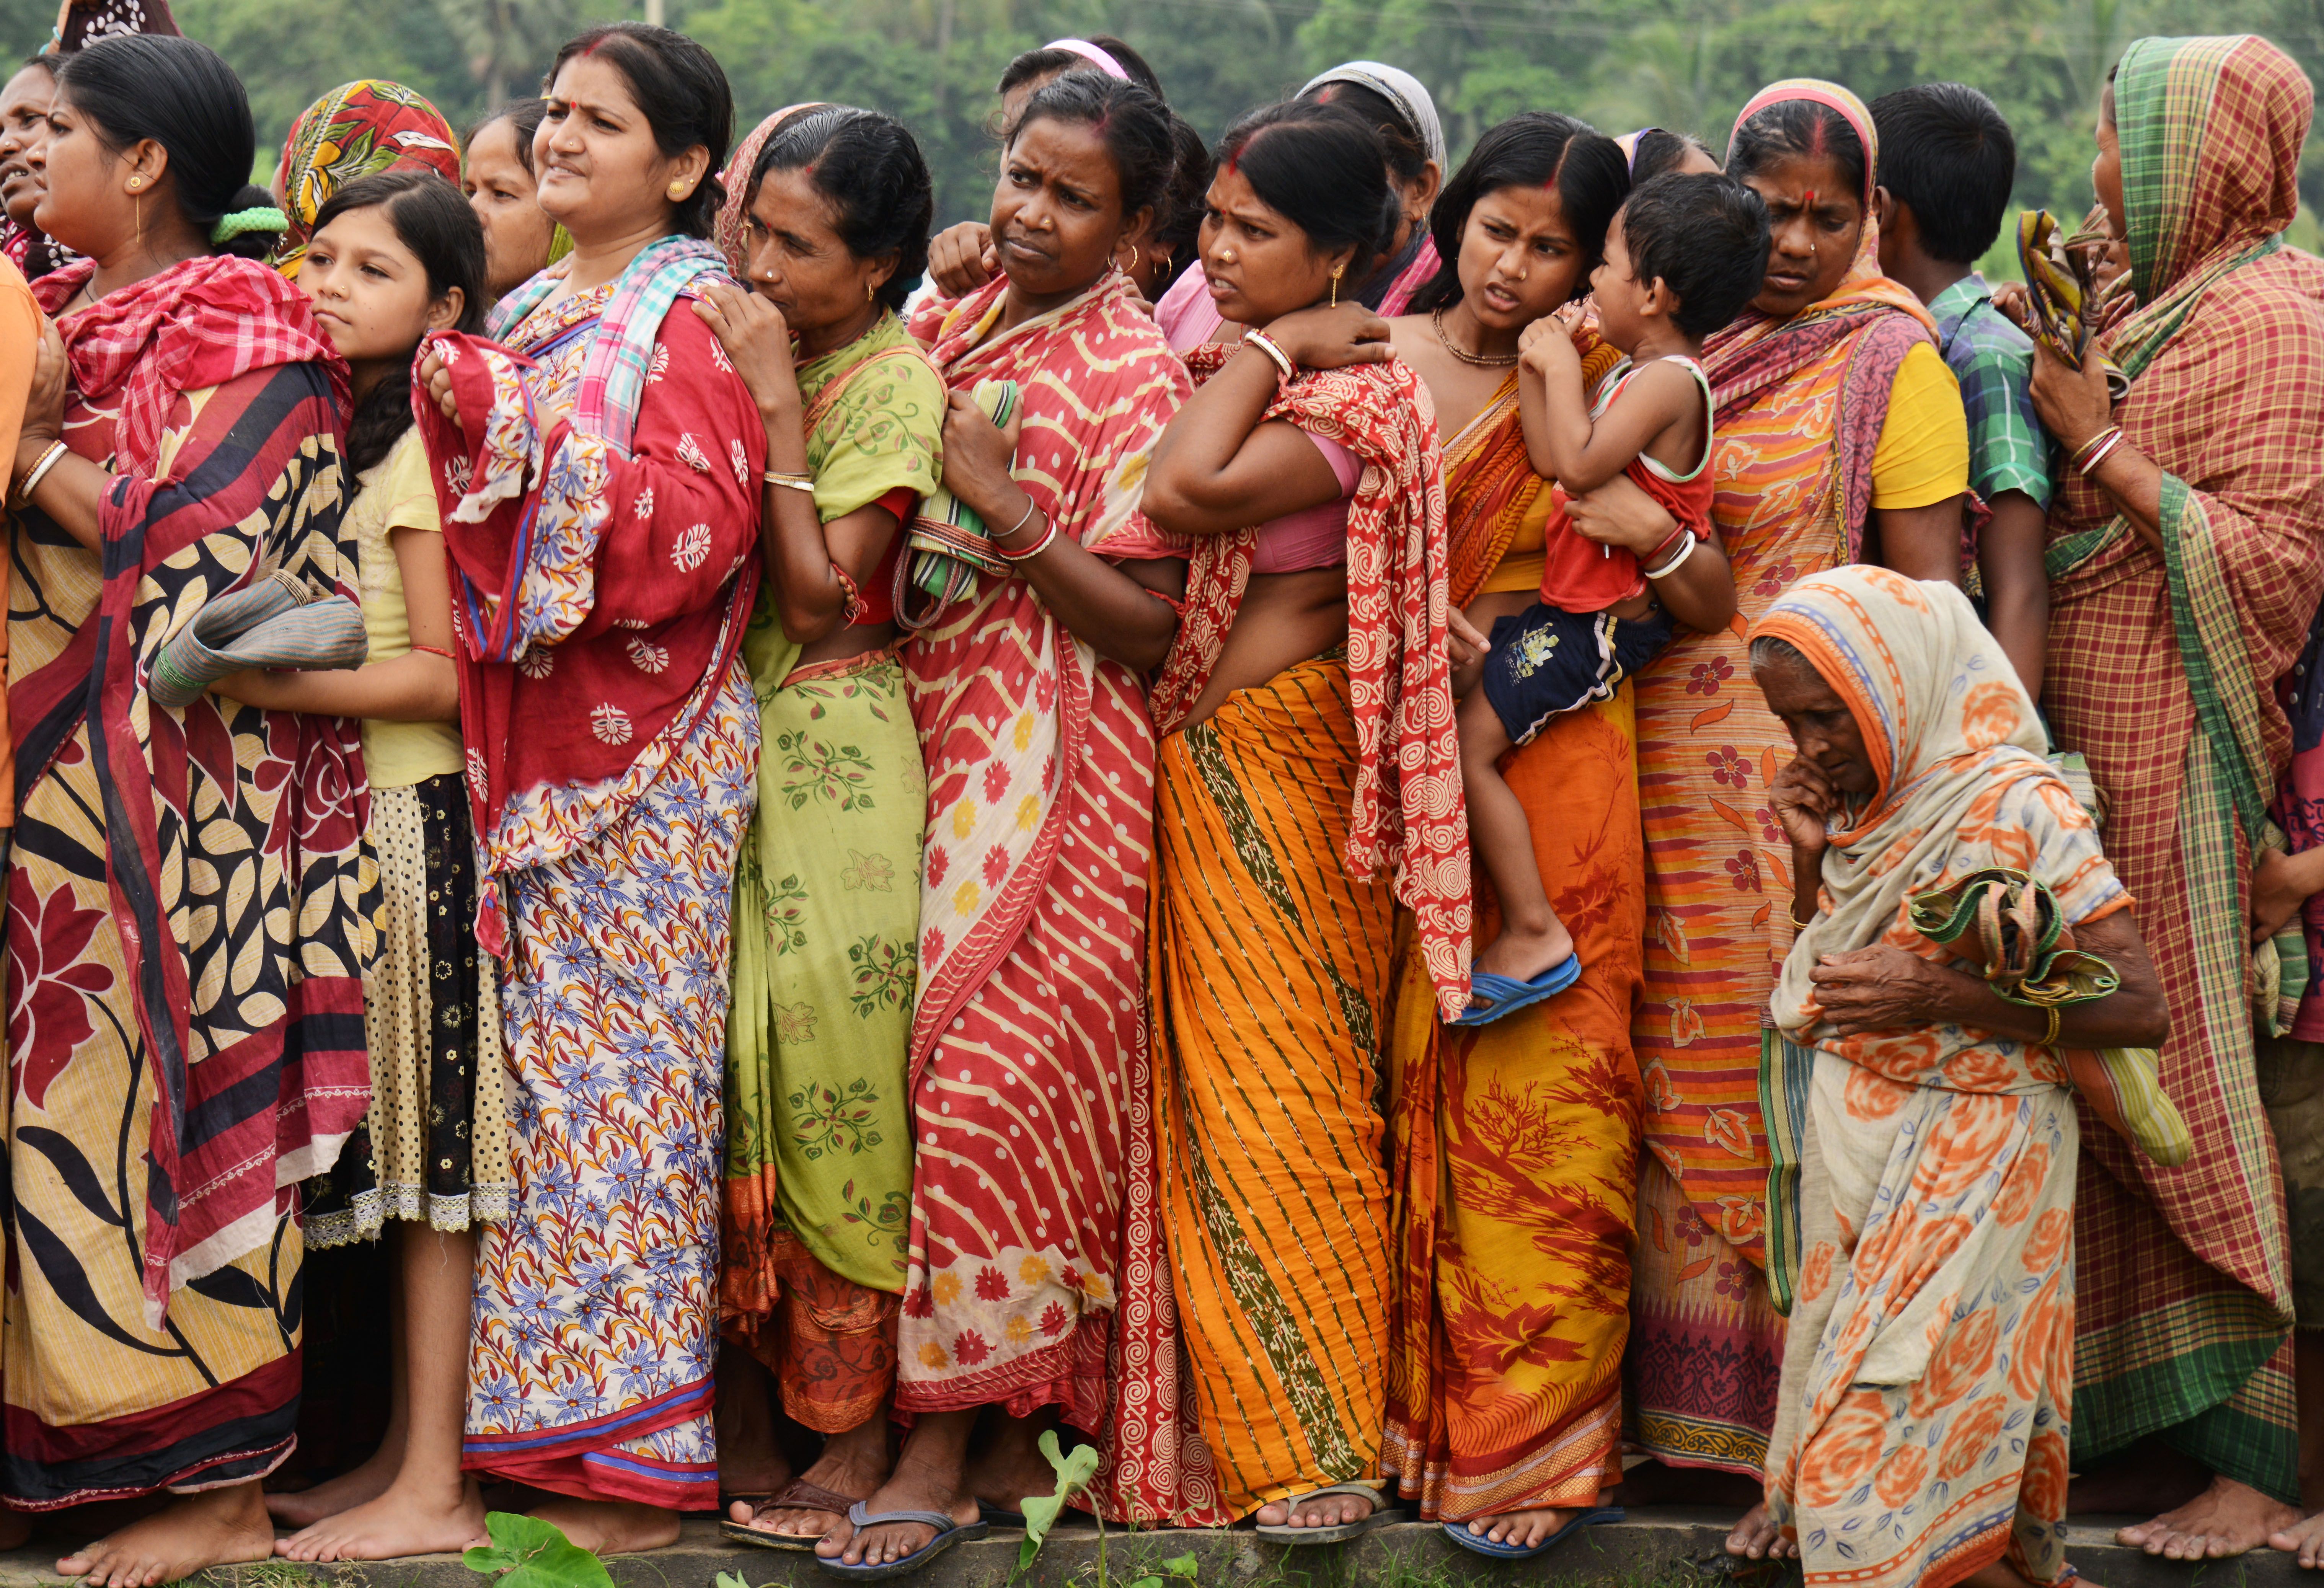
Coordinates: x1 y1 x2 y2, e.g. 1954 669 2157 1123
722 1479 868 1552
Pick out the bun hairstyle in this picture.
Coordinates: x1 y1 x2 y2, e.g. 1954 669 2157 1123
1412 111 1628 313
1009 73 1175 223
1215 99 1400 283
547 23 734 240
1727 97 1869 210
749 106 933 313
311 169 487 471
52 34 272 256
466 96 551 177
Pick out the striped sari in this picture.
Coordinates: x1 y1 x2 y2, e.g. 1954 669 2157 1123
2042 36 2324 1501
1382 377 1645 1521
1628 80 1940 1476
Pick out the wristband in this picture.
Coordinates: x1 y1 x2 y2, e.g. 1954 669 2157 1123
996 515 1060 562
1643 534 1698 582
1243 330 1294 380
409 644 457 661
763 469 816 493
11 439 66 507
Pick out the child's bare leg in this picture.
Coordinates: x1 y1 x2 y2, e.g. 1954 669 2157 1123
1459 689 1573 987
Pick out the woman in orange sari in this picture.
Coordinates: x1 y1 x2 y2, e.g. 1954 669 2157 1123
1377 112 1738 1559
1621 80 1971 1558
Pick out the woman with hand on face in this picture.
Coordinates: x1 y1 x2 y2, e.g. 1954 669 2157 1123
3 33 373 1587
460 98 571 303
814 71 1204 1575
1618 84 1973 1562
1375 112 1735 1560
1137 96 1464 1547
690 104 943 1554
409 22 763 1557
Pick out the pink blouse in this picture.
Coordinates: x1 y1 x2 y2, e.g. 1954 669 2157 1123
1250 430 1358 573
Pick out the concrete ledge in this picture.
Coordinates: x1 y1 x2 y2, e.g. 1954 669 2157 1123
0 1509 2302 1588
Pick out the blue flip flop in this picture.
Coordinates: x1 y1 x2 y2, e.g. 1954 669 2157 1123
817 1502 991 1579
1450 956 1581 1027
1442 1504 1625 1560
976 1500 1029 1529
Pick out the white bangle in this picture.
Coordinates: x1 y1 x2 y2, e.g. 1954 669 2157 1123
1643 533 1698 582
1242 330 1294 380
12 440 67 507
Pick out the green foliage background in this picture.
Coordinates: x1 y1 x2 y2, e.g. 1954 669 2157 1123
13 0 2324 248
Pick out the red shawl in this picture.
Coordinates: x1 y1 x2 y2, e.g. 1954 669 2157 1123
1147 346 1471 1020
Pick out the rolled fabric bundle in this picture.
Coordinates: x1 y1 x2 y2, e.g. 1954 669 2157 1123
894 378 1018 631
147 568 369 710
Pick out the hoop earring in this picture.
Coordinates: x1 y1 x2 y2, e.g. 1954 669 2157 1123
1120 243 1140 277
1329 264 1345 310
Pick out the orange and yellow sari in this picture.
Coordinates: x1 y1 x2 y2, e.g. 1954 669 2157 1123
1382 375 1645 1521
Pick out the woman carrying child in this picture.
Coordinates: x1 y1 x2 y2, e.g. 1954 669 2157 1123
1140 97 1466 1541
223 169 505 1564
1375 119 1761 1560
1621 85 1973 1551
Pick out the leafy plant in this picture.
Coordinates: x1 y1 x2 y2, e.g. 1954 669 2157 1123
463 1512 617 1588
1011 1432 1204 1588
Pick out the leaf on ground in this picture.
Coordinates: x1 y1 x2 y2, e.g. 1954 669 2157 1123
1161 1552 1200 1578
463 1511 619 1588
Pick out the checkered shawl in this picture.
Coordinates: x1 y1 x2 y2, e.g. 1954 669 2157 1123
2043 34 2324 1496
44 254 348 474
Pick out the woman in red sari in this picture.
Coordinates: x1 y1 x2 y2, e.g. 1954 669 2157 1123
816 73 1202 1574
5 35 370 1586
412 23 760 1558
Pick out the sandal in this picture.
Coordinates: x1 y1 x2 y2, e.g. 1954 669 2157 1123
816 1502 990 1579
1443 1504 1624 1560
722 1479 867 1552
1255 1481 1396 1546
1450 959 1581 1028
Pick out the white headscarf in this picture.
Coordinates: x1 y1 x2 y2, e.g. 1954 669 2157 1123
1297 60 1446 171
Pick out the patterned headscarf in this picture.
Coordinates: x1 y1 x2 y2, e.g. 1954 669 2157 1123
47 0 178 52
272 80 461 274
715 104 825 274
2107 36 2311 370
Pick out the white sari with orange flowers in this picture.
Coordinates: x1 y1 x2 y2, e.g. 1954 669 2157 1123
1756 567 2130 1588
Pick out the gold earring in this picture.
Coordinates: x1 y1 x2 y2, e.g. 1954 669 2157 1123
669 180 688 199
866 279 875 302
1121 243 1140 276
1330 264 1344 309
126 175 142 189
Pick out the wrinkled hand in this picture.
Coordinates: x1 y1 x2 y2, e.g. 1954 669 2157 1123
1770 754 1836 860
2024 328 2115 457
1262 302 1393 370
1564 473 1677 557
941 388 1024 526
2253 847 2313 946
18 315 67 451
1447 606 1491 697
1808 945 1957 1035
418 349 462 429
690 280 801 419
929 221 999 298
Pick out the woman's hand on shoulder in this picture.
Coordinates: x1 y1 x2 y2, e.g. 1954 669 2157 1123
1770 753 1836 860
929 222 998 298
691 280 801 421
1807 945 1958 1035
18 315 67 454
1264 302 1393 370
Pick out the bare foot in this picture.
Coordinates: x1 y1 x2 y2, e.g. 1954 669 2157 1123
1727 1502 1796 1560
524 1498 680 1557
729 1420 889 1546
0 1509 27 1551
966 1416 1071 1517
275 1474 489 1562
59 1481 275 1588
1472 917 1575 990
818 1459 976 1567
2118 1474 2300 1559
1255 1490 1377 1530
2274 1510 2324 1567
1460 1505 1577 1549
265 1444 400 1528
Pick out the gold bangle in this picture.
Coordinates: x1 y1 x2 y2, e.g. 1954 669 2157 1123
11 439 67 507
762 469 815 493
2041 1006 2060 1048
1790 902 1815 930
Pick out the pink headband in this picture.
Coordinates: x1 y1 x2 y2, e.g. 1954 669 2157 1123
1727 79 1878 207
1043 37 1130 81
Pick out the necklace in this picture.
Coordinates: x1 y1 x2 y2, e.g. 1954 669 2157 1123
1433 307 1518 367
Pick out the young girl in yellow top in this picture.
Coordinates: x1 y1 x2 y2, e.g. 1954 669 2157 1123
215 168 503 1565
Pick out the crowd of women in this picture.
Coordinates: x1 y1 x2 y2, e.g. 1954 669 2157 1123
3 3 2324 1587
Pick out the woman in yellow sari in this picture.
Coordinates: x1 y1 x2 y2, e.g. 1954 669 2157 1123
1377 113 1736 1558
1622 80 1971 1559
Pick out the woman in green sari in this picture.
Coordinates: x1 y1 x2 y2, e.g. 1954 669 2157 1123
694 104 944 1546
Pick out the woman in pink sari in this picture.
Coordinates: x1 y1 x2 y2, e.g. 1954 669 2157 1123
816 73 1209 1575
